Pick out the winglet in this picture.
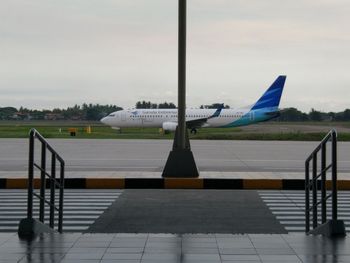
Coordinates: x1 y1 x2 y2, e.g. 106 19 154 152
209 104 224 118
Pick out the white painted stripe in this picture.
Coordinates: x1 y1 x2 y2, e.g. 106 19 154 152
0 207 108 210
285 227 304 231
272 211 304 215
280 221 306 225
0 190 123 233
0 217 99 223
0 211 103 215
259 191 350 233
0 203 113 207
276 216 305 220
0 220 95 225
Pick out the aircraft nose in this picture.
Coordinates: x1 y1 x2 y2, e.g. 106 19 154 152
100 117 108 125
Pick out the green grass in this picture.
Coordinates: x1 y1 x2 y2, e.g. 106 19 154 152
0 121 349 141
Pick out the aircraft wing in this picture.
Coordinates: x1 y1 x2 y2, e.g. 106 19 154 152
186 105 224 129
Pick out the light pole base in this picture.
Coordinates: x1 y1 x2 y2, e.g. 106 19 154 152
162 128 199 178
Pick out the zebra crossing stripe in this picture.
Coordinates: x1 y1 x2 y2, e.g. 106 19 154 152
259 190 350 233
0 189 122 232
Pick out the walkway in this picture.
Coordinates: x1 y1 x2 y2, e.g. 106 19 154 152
0 232 349 263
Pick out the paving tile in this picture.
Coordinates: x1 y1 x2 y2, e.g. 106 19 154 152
63 252 104 260
103 253 143 260
73 241 111 248
112 237 148 242
67 247 107 254
182 260 221 263
110 242 146 248
18 253 65 262
259 254 302 263
221 254 261 261
106 247 144 254
182 237 217 243
60 260 101 263
219 248 257 255
182 241 217 248
182 253 221 261
141 260 179 263
255 248 295 255
115 233 149 238
143 247 181 254
141 253 180 260
146 241 180 248
221 261 261 263
182 247 219 254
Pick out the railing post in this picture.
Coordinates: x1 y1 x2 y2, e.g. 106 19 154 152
312 153 318 229
305 161 310 233
19 129 66 237
50 153 56 229
39 142 46 223
321 143 327 224
58 162 65 233
27 130 35 220
332 131 338 221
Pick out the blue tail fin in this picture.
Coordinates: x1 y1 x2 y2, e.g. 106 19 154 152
251 76 286 110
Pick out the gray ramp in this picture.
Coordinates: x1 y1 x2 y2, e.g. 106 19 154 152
87 190 287 234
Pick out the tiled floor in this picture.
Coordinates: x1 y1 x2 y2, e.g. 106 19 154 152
0 233 349 263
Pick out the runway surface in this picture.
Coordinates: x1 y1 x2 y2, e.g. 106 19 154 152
0 139 349 173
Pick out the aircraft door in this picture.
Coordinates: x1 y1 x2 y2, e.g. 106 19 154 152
121 112 126 121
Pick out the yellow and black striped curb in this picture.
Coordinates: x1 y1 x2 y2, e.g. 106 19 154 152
1 178 350 190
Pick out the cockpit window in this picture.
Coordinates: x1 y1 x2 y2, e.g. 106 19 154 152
109 114 115 117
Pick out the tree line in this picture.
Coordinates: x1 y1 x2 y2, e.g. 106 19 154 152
1 102 350 122
276 108 350 122
0 104 122 121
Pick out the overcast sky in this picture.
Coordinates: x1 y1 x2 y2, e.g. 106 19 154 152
1 0 349 112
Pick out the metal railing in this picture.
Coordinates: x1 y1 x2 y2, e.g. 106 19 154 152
27 129 65 233
305 129 337 233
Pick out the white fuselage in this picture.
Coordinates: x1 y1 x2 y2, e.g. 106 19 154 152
101 108 251 129
100 76 286 130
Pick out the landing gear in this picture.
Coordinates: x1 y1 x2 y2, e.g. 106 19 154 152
190 128 197 135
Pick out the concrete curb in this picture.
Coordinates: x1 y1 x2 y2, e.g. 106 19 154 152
1 178 350 190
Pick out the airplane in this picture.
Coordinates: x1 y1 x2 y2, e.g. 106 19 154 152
101 75 286 134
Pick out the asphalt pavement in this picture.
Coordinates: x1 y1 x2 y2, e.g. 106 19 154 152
0 139 349 173
87 189 287 234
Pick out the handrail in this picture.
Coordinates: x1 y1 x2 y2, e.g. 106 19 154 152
27 129 65 233
305 129 337 233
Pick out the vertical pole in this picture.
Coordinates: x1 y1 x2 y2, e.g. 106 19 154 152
178 0 186 150
58 162 65 233
27 130 35 219
312 153 318 229
321 144 327 224
39 143 46 223
305 161 310 233
50 153 56 229
332 132 337 220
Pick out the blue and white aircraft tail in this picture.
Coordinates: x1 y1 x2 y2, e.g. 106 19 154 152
101 76 287 133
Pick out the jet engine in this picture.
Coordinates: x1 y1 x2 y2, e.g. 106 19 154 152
162 122 178 131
